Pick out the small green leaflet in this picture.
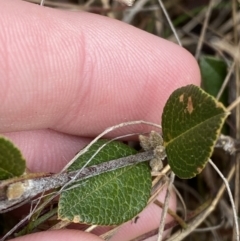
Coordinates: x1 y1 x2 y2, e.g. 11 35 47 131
162 85 229 179
58 140 152 225
0 136 26 180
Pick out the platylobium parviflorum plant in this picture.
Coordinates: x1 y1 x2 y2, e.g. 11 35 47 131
0 85 238 241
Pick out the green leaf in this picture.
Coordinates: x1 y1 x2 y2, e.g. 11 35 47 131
200 55 228 103
0 136 26 180
162 85 229 179
200 56 229 134
58 140 151 225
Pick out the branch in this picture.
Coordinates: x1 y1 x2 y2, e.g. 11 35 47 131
0 150 154 213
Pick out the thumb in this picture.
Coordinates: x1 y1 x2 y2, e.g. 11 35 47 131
0 0 200 135
9 230 102 241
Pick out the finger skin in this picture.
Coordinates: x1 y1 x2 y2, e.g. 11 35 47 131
9 230 102 241
3 130 91 172
0 0 201 136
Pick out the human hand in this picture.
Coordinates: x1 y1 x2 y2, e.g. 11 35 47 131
1 0 200 240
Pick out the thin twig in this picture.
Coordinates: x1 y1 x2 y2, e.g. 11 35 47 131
157 0 182 46
209 159 239 241
227 95 240 112
194 217 225 232
195 0 216 59
166 164 236 241
61 121 161 173
154 199 187 229
157 172 175 241
233 153 240 241
216 61 235 101
0 150 154 213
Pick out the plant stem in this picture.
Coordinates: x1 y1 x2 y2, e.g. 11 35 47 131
0 150 154 213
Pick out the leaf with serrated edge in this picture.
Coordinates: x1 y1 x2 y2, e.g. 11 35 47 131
58 140 151 225
0 136 26 180
162 85 229 179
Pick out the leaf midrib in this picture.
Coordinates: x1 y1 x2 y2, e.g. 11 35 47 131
164 111 227 146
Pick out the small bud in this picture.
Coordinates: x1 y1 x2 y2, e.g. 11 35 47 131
154 145 166 160
139 131 163 151
115 0 135 6
150 158 163 172
139 135 152 151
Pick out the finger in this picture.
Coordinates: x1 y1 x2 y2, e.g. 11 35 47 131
10 230 102 241
108 187 176 241
3 130 91 172
0 0 201 136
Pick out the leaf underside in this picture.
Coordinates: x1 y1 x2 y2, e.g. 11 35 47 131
162 85 228 179
0 136 26 180
58 140 152 225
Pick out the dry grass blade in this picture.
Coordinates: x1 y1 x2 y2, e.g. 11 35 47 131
166 164 236 241
232 2 240 240
157 172 175 241
194 0 217 59
209 159 239 241
216 61 235 100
